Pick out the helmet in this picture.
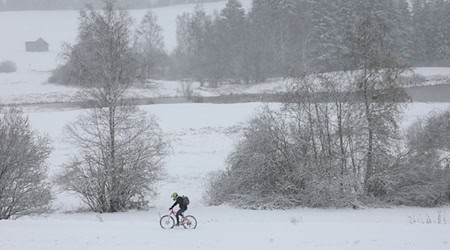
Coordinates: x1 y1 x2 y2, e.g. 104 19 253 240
171 192 178 201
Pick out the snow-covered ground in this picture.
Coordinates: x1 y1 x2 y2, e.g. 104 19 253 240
1 1 450 249
1 206 449 250
1 66 450 105
0 102 449 250
24 102 450 209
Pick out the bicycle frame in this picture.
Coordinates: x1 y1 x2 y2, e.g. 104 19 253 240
169 209 185 222
160 209 197 229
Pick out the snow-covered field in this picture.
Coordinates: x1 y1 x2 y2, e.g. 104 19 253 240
1 102 449 250
1 1 450 249
1 206 449 250
0 0 449 106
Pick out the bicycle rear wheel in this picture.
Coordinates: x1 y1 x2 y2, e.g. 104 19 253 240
160 215 175 229
182 215 197 229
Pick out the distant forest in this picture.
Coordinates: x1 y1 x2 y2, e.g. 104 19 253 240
169 0 450 84
49 0 450 86
0 0 222 11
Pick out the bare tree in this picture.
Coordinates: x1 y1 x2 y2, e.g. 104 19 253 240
56 1 169 212
57 105 168 212
134 10 167 79
0 108 52 219
281 72 365 207
348 14 410 196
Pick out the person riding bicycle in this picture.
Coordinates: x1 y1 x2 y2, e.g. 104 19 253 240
169 192 188 226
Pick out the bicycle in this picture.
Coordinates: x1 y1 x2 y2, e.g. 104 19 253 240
160 209 197 229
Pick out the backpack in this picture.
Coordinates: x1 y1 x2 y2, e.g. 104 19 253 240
182 196 190 206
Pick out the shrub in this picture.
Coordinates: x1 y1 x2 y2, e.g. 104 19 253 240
48 63 77 85
0 108 53 219
0 60 17 73
204 107 358 209
385 110 450 206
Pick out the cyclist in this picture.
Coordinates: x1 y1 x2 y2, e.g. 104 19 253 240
169 192 188 226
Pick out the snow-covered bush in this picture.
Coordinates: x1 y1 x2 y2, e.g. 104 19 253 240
386 110 450 206
0 108 52 219
204 108 301 209
0 60 17 73
204 106 358 209
203 171 233 206
48 63 77 85
408 211 448 224
180 81 194 100
205 64 409 209
397 73 426 87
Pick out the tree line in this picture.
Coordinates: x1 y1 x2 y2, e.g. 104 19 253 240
51 0 450 86
172 0 450 85
0 0 222 11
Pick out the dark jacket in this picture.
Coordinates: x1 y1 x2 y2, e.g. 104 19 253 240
170 196 187 210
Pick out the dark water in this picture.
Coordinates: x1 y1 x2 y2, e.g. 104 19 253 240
405 85 450 102
198 85 450 104
3 84 449 111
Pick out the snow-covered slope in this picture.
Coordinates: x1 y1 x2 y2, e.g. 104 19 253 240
0 102 445 250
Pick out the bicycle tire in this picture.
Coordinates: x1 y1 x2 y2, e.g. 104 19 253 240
182 215 197 229
160 215 175 229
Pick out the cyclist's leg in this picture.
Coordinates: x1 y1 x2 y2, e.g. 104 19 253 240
175 209 183 225
176 208 187 225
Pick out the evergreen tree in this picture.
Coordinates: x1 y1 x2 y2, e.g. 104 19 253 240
433 0 450 62
217 0 248 83
309 0 344 71
134 10 167 79
174 5 213 85
385 0 413 62
412 0 435 64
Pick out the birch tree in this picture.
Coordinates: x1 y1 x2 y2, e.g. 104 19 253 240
347 13 409 196
56 1 168 212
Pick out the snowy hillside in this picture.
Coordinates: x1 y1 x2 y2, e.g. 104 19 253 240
0 102 447 250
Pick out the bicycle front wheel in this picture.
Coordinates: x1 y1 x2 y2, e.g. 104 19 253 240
160 215 175 229
183 215 197 229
